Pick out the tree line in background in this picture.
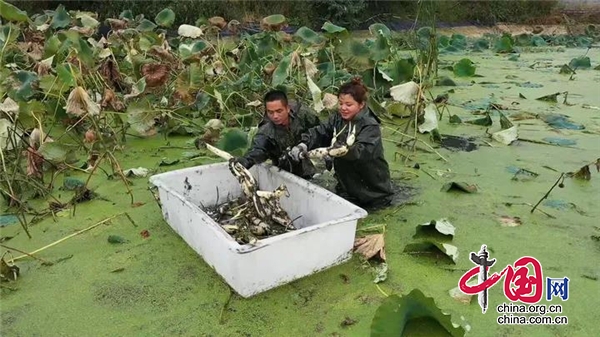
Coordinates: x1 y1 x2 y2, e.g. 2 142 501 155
9 0 562 29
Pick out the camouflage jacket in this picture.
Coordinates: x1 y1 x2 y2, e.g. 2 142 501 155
242 100 321 178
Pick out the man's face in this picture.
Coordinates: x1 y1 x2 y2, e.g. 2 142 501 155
265 100 290 126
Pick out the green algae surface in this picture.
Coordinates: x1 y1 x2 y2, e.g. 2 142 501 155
2 47 599 337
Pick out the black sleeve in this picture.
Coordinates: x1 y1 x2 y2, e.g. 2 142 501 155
341 124 382 161
300 114 335 151
243 131 273 165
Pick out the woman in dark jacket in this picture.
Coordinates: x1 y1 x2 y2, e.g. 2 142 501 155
289 77 394 209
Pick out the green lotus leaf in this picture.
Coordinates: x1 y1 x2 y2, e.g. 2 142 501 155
155 8 175 27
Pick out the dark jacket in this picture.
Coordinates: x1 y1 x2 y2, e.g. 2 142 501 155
300 106 394 207
242 100 321 178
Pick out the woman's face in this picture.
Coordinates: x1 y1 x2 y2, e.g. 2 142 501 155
338 94 365 121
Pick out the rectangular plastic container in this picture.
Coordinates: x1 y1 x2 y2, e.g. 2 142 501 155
149 162 368 298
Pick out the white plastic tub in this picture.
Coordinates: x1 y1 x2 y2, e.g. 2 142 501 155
149 162 368 298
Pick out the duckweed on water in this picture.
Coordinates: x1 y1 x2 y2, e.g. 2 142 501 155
1 4 599 336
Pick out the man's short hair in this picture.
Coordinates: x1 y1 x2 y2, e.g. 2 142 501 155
264 90 288 107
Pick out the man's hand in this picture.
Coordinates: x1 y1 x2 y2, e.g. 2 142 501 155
288 143 308 162
230 157 253 169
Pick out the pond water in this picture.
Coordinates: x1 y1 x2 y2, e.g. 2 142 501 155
1 45 598 337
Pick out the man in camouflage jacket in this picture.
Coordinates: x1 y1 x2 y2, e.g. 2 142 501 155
232 90 321 179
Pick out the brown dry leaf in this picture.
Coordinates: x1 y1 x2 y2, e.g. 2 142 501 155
303 58 319 78
208 16 227 29
141 63 169 88
498 215 522 227
33 60 51 76
25 128 51 178
202 129 221 145
16 42 30 53
101 88 116 106
65 87 101 116
0 97 19 115
322 93 338 110
101 88 125 112
290 51 301 68
573 165 592 181
17 42 43 61
227 20 240 34
263 62 275 76
23 29 45 43
353 234 386 261
67 56 82 71
69 26 95 37
100 58 124 91
173 87 193 105
26 147 44 178
28 44 43 61
107 18 128 31
29 128 53 149
148 46 176 63
27 42 44 62
510 111 537 121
